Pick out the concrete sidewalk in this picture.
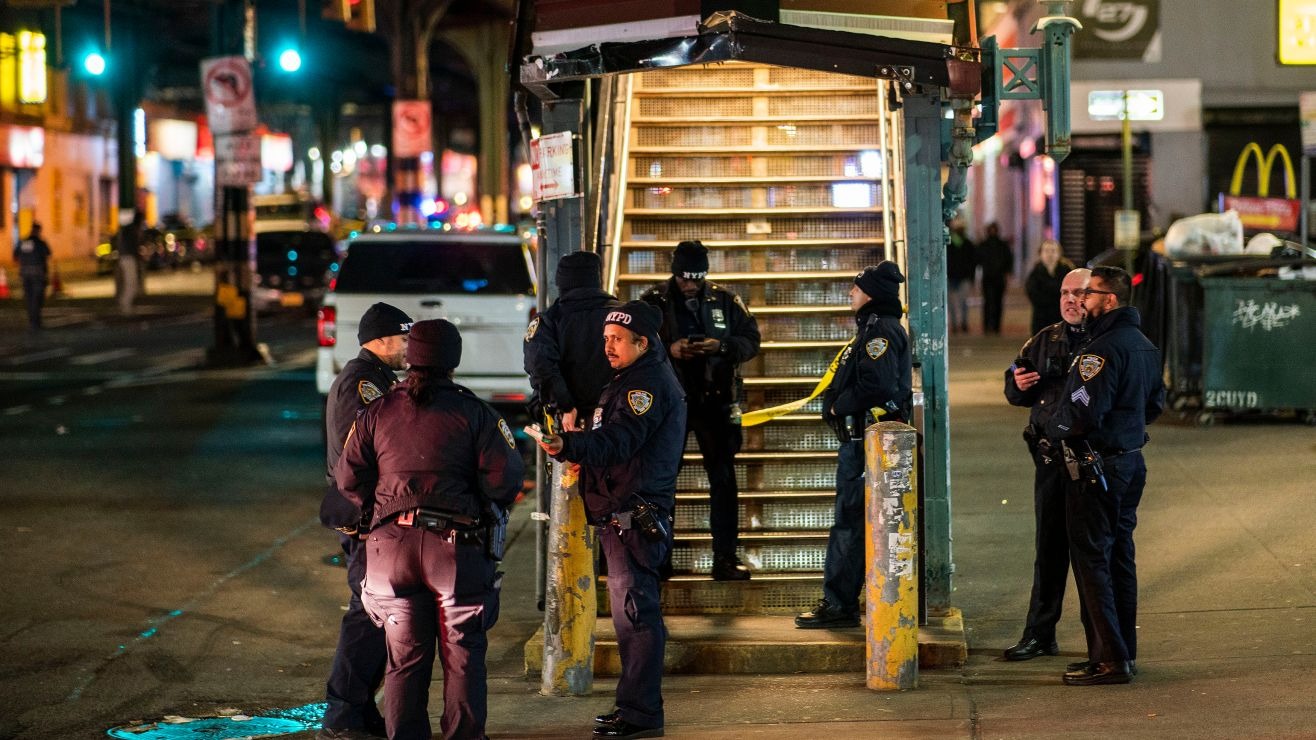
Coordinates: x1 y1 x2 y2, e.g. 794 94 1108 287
479 295 1316 739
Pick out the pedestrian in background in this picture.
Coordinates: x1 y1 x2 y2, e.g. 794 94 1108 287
1047 266 1164 686
317 302 413 740
14 222 51 331
1024 239 1074 335
537 301 685 739
642 240 761 581
946 217 975 334
977 222 1014 335
1001 267 1090 663
796 262 912 629
524 250 620 431
337 319 524 739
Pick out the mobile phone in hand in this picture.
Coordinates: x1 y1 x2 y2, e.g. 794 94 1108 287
1014 357 1037 374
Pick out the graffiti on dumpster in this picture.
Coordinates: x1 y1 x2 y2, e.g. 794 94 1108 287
1204 389 1259 408
1231 299 1300 331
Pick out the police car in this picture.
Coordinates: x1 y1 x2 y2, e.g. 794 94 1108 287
316 226 538 405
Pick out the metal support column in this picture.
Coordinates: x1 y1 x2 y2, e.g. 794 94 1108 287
902 92 953 615
537 90 598 696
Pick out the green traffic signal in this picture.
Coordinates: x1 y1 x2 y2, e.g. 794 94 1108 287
84 51 107 76
277 47 302 73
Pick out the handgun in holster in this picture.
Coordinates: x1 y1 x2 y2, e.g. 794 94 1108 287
1061 441 1108 492
484 502 509 561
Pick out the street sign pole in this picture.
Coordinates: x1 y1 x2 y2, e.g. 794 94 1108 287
206 5 262 366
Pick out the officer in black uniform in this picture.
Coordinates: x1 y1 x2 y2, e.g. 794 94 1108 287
796 262 912 629
318 301 413 740
641 240 760 580
537 301 685 740
1000 267 1091 662
1046 266 1164 686
337 319 524 739
524 251 621 430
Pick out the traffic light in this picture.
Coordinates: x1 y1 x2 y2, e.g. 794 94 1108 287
83 51 107 76
277 47 302 73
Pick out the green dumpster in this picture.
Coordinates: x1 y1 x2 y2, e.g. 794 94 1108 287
1200 276 1316 419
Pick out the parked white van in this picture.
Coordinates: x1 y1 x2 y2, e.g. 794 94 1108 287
316 227 538 405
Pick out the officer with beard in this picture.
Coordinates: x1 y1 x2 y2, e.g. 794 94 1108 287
318 302 412 739
1001 268 1090 662
1047 266 1164 686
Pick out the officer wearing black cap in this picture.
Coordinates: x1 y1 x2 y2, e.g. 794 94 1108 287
641 240 760 580
524 251 621 430
318 301 413 740
536 301 685 740
1046 266 1164 686
796 262 912 629
337 319 524 739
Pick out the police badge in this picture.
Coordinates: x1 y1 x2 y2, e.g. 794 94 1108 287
498 419 516 449
358 380 383 403
1078 354 1105 382
866 337 889 359
628 390 654 415
524 316 540 342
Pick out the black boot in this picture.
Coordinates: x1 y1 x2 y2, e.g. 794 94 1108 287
711 554 751 581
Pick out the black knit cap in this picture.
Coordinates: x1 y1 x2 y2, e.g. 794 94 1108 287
854 261 905 300
357 302 414 345
604 300 662 341
406 319 462 369
670 240 709 279
555 251 602 292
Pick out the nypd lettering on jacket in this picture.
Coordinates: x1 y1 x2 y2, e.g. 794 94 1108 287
553 348 687 524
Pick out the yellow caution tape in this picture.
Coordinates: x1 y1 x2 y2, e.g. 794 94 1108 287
741 342 852 428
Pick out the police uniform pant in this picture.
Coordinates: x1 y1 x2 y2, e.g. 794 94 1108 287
687 409 743 558
1065 451 1146 663
22 274 46 330
601 523 669 730
323 533 388 732
1019 454 1071 643
362 523 500 740
822 440 865 613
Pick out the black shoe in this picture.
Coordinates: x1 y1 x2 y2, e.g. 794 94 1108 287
595 709 621 725
1068 659 1137 675
1003 636 1060 661
794 600 859 629
592 717 664 738
1062 660 1133 686
711 554 751 581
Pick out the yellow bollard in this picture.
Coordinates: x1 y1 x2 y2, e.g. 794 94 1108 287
540 459 597 696
864 421 919 690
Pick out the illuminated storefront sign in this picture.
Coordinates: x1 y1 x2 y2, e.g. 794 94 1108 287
1279 0 1316 65
1087 89 1164 121
0 124 45 168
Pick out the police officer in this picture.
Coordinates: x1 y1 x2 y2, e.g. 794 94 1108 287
1001 268 1090 661
14 223 51 331
1046 266 1164 686
537 301 685 740
640 240 760 580
337 319 524 739
796 262 912 629
524 251 621 430
318 302 413 740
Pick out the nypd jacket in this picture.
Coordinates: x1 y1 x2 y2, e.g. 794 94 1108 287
320 349 399 528
335 379 525 528
553 348 687 525
523 287 621 417
1046 306 1165 453
641 279 760 409
823 303 912 430
1005 321 1087 430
